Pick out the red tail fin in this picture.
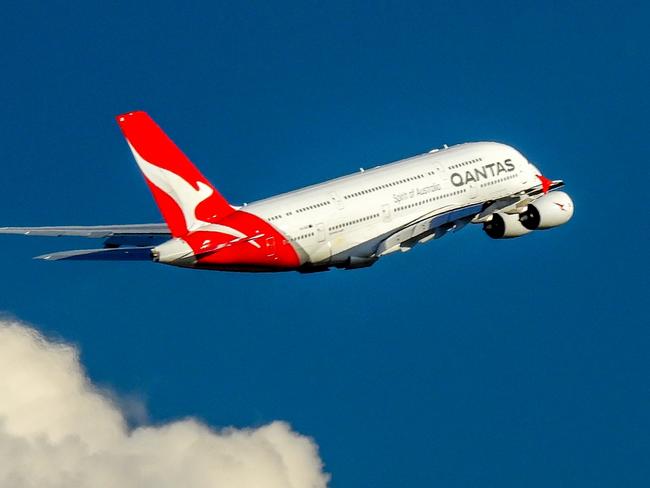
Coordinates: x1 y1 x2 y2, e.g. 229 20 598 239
116 111 234 237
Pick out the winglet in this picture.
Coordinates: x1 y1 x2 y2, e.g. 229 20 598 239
116 111 235 237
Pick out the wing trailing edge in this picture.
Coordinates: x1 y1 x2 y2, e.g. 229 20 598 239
35 247 155 261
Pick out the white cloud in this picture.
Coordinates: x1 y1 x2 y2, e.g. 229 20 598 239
0 319 329 488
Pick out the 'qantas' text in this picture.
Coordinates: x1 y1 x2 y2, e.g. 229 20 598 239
450 159 515 187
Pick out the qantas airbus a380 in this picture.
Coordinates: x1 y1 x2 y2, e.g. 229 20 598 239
0 111 574 272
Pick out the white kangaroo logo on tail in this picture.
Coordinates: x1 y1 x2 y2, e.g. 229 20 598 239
128 142 260 248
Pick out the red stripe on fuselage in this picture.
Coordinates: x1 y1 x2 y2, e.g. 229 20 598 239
184 210 302 270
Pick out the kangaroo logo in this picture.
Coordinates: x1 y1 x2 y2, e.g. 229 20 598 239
129 143 260 248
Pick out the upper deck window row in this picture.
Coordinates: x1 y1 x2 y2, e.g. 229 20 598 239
295 200 332 213
343 173 429 200
449 157 483 170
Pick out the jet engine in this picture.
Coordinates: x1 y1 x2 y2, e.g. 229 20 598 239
519 191 574 230
483 212 532 239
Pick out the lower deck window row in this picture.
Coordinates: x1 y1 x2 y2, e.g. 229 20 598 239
395 189 466 212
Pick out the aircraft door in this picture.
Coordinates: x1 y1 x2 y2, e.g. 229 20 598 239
265 236 276 257
467 181 478 200
433 163 446 176
519 160 530 185
316 222 326 242
310 222 331 264
381 204 392 222
433 163 449 191
330 192 344 210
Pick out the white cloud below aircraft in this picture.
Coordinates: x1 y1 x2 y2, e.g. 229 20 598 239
0 111 574 272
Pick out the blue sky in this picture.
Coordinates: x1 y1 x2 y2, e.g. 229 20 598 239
0 1 648 486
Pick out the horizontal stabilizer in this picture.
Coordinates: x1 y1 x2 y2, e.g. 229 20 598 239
0 224 169 238
35 247 154 261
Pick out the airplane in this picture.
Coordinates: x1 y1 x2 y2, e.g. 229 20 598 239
0 111 574 273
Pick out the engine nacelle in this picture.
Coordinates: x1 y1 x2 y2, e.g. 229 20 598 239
483 212 532 239
519 191 574 230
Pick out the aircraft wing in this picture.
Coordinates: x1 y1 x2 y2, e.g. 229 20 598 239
0 223 169 238
472 179 565 223
35 246 155 261
0 223 171 248
376 179 566 256
376 203 484 256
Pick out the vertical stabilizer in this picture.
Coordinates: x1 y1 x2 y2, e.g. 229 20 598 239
116 111 234 237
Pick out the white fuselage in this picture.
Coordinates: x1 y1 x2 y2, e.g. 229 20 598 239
2 111 572 271
244 142 538 266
